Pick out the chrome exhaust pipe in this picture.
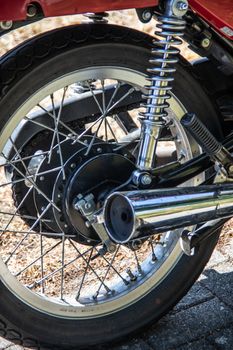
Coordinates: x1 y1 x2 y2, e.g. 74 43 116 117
103 184 233 243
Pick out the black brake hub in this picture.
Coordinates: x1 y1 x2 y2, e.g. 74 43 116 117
65 152 135 243
33 137 135 245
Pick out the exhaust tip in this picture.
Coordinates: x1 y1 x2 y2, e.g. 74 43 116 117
104 193 135 244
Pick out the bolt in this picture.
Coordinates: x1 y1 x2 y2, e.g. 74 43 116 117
229 165 233 173
27 4 37 17
0 21 13 30
201 38 211 48
74 202 80 211
64 224 68 228
105 240 116 253
108 244 116 253
141 174 152 186
142 10 152 22
132 239 142 250
126 268 137 282
179 150 186 161
70 163 76 169
39 176 44 181
41 207 45 211
176 1 188 11
85 221 91 228
97 147 102 153
152 252 157 262
85 203 92 210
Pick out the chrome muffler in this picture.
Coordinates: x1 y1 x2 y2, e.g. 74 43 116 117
103 184 233 243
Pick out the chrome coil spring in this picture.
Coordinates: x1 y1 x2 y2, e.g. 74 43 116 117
140 15 186 121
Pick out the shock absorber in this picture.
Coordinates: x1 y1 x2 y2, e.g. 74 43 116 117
136 0 188 171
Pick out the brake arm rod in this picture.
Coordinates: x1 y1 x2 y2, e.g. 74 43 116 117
155 131 233 187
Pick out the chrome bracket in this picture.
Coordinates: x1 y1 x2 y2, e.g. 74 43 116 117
74 194 116 253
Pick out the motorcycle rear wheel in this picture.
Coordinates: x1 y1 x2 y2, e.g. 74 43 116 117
0 25 222 348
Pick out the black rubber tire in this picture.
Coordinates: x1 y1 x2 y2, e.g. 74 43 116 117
0 24 222 349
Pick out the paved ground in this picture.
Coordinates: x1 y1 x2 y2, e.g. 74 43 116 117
0 237 232 350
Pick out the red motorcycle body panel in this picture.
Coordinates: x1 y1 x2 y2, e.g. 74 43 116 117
189 0 233 39
0 0 233 39
0 0 157 21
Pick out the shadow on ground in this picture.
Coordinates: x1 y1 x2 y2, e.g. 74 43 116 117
103 268 233 350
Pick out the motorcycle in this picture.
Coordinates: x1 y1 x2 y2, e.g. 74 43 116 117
0 0 232 348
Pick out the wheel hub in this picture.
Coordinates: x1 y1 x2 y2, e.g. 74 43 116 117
33 138 135 244
65 152 135 243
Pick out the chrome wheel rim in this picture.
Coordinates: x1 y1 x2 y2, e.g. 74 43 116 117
0 67 202 318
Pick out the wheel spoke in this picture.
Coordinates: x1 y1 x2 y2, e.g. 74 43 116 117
0 165 62 189
60 234 66 300
101 80 106 113
69 240 112 295
15 240 62 277
94 246 121 299
107 87 135 114
1 152 60 212
113 114 128 134
0 211 49 222
24 117 75 143
0 228 75 237
75 247 94 301
46 94 57 163
106 82 121 111
93 246 129 286
2 185 33 233
4 203 52 264
105 118 118 142
8 151 50 166
28 244 96 290
72 85 135 146
48 88 67 180
84 117 104 156
40 222 45 294
87 81 104 114
9 136 33 177
37 100 86 147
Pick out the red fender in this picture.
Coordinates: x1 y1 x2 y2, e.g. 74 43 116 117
0 0 157 21
0 0 233 40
